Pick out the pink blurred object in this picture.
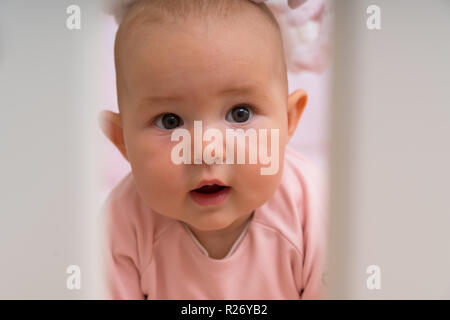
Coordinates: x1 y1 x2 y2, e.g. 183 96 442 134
267 0 332 74
107 0 307 24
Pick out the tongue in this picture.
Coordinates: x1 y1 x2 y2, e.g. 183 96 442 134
194 184 225 194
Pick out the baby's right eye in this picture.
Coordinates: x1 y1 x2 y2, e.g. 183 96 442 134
155 113 184 130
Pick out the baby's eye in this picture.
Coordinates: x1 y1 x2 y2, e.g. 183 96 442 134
155 113 184 130
226 104 253 123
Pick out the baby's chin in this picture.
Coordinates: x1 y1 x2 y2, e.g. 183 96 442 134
182 209 250 233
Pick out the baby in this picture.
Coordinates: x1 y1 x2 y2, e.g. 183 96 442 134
99 0 328 299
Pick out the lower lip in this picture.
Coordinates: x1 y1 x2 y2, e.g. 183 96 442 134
189 187 231 206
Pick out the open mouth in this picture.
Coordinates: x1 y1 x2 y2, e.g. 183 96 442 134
189 182 231 206
192 184 229 194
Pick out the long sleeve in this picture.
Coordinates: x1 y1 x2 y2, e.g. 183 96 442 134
100 192 146 300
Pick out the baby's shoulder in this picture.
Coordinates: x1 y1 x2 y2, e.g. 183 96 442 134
101 172 146 226
100 172 175 271
252 146 327 254
283 146 327 199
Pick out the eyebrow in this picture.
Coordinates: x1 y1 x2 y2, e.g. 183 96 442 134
219 85 256 96
144 85 257 103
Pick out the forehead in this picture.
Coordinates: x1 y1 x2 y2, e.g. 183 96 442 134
120 13 284 103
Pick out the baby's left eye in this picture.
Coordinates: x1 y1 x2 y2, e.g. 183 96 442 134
226 104 253 123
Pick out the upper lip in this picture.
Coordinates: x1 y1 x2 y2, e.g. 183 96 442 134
191 179 228 191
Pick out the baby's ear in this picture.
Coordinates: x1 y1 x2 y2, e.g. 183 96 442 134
287 89 308 140
98 110 129 161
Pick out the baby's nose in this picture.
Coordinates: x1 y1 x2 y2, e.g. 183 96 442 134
192 121 226 165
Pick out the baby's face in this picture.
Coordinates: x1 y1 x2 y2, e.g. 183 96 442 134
119 12 291 231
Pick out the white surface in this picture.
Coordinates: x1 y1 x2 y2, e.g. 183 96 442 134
0 0 103 299
327 0 450 299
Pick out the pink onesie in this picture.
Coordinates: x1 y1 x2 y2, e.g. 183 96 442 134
100 146 328 299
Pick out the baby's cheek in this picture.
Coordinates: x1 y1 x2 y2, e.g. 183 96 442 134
135 162 187 217
233 159 283 210
129 136 186 208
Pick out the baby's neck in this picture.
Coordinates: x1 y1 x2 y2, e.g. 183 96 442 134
187 211 254 259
